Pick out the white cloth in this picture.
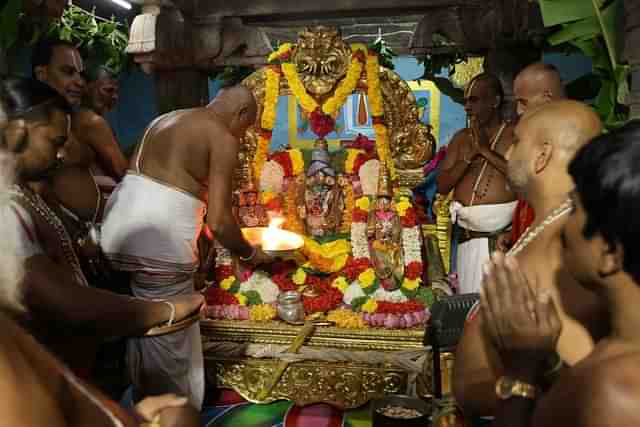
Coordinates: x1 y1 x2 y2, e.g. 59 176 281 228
450 201 517 294
3 201 43 258
100 173 206 409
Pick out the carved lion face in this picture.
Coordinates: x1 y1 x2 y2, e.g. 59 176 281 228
292 27 352 97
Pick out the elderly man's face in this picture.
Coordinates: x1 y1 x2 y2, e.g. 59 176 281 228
505 118 536 197
35 45 86 106
514 77 550 117
5 109 68 180
88 75 119 114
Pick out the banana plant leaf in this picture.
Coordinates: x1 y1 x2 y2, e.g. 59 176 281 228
548 16 599 46
537 0 602 27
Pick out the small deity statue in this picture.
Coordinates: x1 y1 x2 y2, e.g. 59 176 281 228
299 139 344 238
367 164 404 290
292 26 353 96
237 168 267 228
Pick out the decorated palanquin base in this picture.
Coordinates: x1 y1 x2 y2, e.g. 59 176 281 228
201 27 454 408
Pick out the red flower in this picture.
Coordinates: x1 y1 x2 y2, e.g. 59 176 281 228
309 108 335 138
405 261 423 280
352 153 370 174
215 265 234 282
376 300 425 314
257 128 273 139
303 284 343 314
344 257 371 281
401 208 417 227
352 208 368 223
204 287 239 306
353 134 376 152
269 261 297 275
270 151 293 177
272 273 297 292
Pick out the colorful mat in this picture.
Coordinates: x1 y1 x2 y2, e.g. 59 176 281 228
201 391 373 427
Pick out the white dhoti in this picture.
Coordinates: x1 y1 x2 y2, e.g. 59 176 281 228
100 173 206 409
450 201 517 294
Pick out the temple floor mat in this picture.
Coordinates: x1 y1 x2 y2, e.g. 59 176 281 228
201 390 372 427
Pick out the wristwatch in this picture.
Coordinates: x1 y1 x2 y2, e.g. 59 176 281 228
495 376 537 400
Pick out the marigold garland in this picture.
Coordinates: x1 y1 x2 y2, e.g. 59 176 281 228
365 51 396 181
249 304 277 321
327 308 366 328
254 67 281 180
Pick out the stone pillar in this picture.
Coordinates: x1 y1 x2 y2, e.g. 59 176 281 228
153 7 210 114
484 47 540 122
624 0 640 119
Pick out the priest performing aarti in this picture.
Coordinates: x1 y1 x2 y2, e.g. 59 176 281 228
201 27 450 407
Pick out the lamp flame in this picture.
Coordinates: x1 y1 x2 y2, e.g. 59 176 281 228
262 217 302 251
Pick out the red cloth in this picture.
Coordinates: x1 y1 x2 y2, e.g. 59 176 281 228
511 199 535 243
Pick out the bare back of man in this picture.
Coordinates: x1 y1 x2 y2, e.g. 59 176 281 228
131 108 214 200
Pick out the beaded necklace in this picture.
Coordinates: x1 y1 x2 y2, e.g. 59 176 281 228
507 198 573 257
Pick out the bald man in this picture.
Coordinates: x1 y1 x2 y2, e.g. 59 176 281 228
514 62 565 117
452 101 609 416
101 84 273 408
510 63 566 247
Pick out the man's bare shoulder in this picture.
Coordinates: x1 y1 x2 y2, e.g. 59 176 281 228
449 128 471 145
72 109 108 131
535 347 640 427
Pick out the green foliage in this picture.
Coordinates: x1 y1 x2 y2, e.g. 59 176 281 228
0 0 23 50
241 290 263 306
350 296 369 312
415 287 436 308
368 36 396 70
539 0 629 128
47 4 129 74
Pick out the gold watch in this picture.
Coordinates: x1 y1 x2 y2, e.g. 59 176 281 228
495 376 537 400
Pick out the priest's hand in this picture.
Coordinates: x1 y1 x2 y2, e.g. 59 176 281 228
480 252 562 381
469 117 491 158
166 294 205 324
135 393 199 426
247 246 276 266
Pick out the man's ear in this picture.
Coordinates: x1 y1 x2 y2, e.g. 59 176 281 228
597 240 623 278
34 65 47 83
534 141 553 173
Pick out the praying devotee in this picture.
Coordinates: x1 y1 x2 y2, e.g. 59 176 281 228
101 84 271 409
0 154 199 425
437 73 516 293
0 77 204 379
509 62 566 245
453 100 608 416
483 120 640 427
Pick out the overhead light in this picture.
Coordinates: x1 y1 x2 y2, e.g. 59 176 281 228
109 0 132 10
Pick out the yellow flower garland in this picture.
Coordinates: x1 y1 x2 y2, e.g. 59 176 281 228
281 47 365 118
254 68 281 180
268 43 293 63
327 308 366 328
249 304 277 321
365 52 397 180
288 149 304 175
